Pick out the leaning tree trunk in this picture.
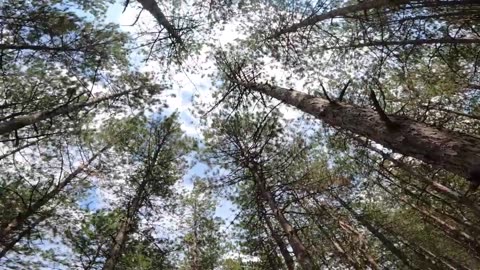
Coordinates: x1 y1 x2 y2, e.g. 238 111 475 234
241 81 480 182
102 178 148 270
259 200 296 270
268 0 479 40
0 146 109 257
333 194 416 269
137 0 183 46
251 166 315 270
0 89 134 136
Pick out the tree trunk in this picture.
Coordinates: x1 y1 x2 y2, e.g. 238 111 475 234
326 38 480 50
269 0 412 39
0 89 134 136
241 82 480 181
191 201 200 270
260 204 296 270
0 146 108 257
137 0 183 46
268 0 479 39
102 179 148 270
0 215 48 259
0 140 40 160
252 167 314 270
333 194 416 269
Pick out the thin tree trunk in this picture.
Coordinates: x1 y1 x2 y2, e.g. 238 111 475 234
137 0 183 46
102 128 168 270
240 81 480 181
0 215 48 259
0 140 40 160
0 44 86 52
260 204 296 270
0 146 108 257
353 137 480 217
252 166 314 270
102 179 147 270
332 194 416 269
377 182 480 259
191 201 200 270
0 89 134 136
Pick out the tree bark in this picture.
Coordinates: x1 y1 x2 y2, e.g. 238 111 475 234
260 202 296 270
269 0 412 39
137 0 183 46
241 82 480 181
268 0 479 40
252 166 314 270
0 89 134 136
0 44 87 52
333 194 416 269
102 179 147 270
326 38 480 50
0 146 108 257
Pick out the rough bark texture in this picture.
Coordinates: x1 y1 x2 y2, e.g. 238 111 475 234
242 82 480 181
269 0 479 40
137 0 183 46
269 0 412 39
327 38 480 50
0 90 134 136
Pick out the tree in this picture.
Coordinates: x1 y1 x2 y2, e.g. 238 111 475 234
102 114 193 270
179 180 225 270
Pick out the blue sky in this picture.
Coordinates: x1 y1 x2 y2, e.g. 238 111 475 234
78 1 238 224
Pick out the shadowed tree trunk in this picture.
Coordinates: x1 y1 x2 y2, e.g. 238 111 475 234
268 0 479 40
268 0 412 39
332 194 416 269
102 179 147 270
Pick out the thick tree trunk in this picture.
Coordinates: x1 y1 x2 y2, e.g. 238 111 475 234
0 90 134 136
268 0 479 39
326 38 480 50
241 82 480 181
269 0 411 39
137 0 183 46
333 194 416 269
0 146 108 257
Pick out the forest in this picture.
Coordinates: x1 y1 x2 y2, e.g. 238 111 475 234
0 0 479 269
